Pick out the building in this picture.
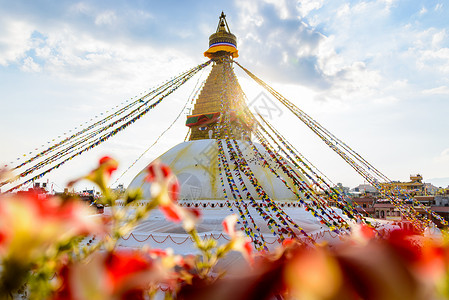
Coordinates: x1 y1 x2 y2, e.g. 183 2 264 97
434 195 449 206
352 184 379 197
373 202 400 220
334 183 350 196
352 196 375 217
424 183 439 195
112 184 125 196
380 174 426 196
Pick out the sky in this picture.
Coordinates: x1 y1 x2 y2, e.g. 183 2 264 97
0 0 448 193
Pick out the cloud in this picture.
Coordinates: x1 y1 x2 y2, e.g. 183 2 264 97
416 48 449 73
297 0 324 17
69 2 92 15
316 61 382 102
436 148 449 163
422 86 449 95
298 0 449 103
21 56 41 72
0 18 34 66
0 10 197 92
232 0 388 104
398 27 449 75
2 0 449 108
234 1 331 87
435 3 443 11
263 0 292 19
95 10 117 26
419 6 427 15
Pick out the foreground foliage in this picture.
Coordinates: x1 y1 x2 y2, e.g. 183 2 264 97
0 157 448 299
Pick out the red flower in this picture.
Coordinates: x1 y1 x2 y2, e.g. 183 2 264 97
0 230 6 246
223 214 238 238
54 250 163 300
144 161 201 231
147 248 168 258
99 156 118 177
145 160 179 204
160 203 183 223
222 215 253 264
69 156 119 192
282 238 296 248
360 224 376 239
386 228 422 263
105 250 154 293
0 191 103 261
146 163 172 183
159 203 202 232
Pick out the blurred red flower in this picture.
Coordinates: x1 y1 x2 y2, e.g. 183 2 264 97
0 191 103 261
54 250 163 300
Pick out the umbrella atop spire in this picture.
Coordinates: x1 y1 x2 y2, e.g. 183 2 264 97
204 11 238 59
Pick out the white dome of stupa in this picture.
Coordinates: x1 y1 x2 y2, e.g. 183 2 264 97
118 138 352 255
127 139 305 202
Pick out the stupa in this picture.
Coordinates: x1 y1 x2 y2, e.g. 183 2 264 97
120 13 349 253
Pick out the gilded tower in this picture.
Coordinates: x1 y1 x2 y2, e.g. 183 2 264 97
186 12 252 141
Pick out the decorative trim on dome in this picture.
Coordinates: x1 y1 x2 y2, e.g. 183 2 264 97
178 200 303 209
114 199 305 209
120 230 346 245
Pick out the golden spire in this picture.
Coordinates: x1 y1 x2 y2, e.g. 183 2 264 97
186 12 250 141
